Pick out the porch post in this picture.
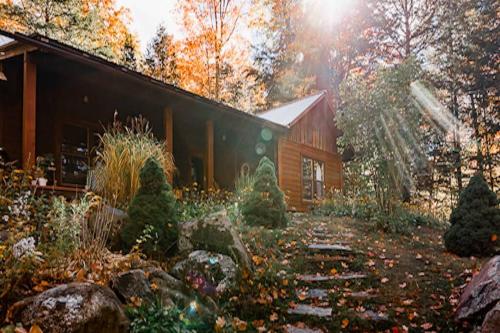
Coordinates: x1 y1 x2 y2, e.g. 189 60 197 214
205 120 214 189
163 107 173 183
22 52 36 169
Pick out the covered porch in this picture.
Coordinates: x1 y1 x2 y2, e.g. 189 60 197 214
0 32 283 193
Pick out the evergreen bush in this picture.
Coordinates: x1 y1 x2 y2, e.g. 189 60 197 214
121 157 179 256
444 174 499 257
242 156 287 228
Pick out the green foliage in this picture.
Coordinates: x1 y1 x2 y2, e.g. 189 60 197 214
126 300 209 333
444 174 500 257
315 192 440 235
178 186 237 223
121 157 179 257
241 157 287 228
338 59 424 212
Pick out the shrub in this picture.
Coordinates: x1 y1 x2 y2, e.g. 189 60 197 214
444 174 499 257
93 116 174 207
126 300 209 333
241 157 287 228
121 157 179 257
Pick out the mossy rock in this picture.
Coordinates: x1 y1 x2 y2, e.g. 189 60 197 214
178 210 252 271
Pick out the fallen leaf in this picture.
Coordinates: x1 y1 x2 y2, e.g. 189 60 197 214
269 312 278 322
381 277 389 284
29 325 43 333
341 319 349 328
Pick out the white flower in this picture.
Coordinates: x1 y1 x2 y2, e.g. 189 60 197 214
12 237 36 259
2 215 8 222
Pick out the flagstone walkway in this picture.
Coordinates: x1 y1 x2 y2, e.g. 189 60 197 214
284 221 380 333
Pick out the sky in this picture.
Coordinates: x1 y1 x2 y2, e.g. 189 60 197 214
116 0 179 51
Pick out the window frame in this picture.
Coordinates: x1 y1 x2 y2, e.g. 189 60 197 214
301 155 325 201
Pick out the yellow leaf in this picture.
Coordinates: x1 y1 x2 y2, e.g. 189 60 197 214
29 325 43 333
341 319 349 328
215 316 226 332
330 268 337 275
252 255 264 266
76 269 86 282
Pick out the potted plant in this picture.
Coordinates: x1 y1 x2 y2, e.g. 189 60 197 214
35 155 55 186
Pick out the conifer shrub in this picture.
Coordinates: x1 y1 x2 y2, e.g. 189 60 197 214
242 156 287 228
121 157 179 256
444 174 499 257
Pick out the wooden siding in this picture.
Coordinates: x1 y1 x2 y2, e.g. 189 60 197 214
286 99 338 154
278 137 342 212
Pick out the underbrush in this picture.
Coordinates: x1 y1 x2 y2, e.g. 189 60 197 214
126 299 210 333
314 192 442 234
177 185 239 223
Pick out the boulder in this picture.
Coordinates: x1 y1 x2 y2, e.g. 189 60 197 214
481 301 500 333
456 255 500 321
171 250 238 296
11 282 128 333
111 269 154 304
178 210 251 271
145 267 217 320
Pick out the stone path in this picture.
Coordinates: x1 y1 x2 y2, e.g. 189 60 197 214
285 221 375 332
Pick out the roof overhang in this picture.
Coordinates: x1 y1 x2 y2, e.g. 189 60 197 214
0 29 287 133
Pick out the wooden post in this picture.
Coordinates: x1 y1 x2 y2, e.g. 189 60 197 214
22 52 36 169
163 107 173 183
205 120 214 189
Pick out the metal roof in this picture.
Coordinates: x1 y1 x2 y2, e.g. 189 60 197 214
257 91 327 127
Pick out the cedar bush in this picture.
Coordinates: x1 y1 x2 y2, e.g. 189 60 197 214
444 174 499 257
242 156 287 228
121 157 179 256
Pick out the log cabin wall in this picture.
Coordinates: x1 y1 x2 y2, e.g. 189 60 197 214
277 99 342 211
0 56 23 164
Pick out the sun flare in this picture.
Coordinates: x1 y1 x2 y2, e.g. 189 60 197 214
306 0 356 24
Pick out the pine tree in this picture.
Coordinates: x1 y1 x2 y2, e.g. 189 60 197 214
444 174 499 257
121 157 179 256
145 25 180 86
242 156 287 228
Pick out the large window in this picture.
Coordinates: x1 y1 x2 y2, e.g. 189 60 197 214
302 157 324 200
60 123 95 186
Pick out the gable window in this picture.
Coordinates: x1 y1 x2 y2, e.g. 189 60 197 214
302 157 324 200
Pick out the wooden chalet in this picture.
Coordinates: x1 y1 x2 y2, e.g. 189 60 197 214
258 92 343 211
0 30 342 211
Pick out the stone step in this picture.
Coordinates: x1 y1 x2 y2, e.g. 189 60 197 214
287 304 332 318
297 288 329 300
297 273 367 282
346 290 378 299
355 310 390 323
308 244 353 253
306 255 352 263
285 324 325 333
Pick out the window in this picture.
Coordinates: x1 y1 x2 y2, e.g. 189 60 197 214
60 124 94 186
302 157 324 200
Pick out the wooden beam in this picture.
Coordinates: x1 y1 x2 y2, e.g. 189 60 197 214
163 107 174 183
205 120 214 189
22 52 36 169
0 44 37 61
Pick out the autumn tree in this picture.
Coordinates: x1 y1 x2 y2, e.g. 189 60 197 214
369 0 439 61
0 0 133 62
175 0 249 105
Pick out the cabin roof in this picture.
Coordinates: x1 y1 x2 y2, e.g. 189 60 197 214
257 91 329 127
0 29 287 132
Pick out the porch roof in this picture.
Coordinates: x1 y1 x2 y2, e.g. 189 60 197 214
0 29 287 133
